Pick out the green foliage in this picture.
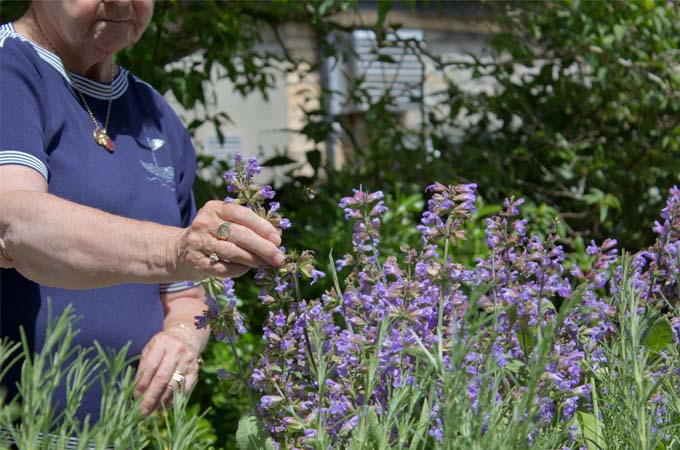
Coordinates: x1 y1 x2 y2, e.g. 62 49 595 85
0 306 211 450
2 261 680 449
443 0 680 249
116 0 358 138
191 330 264 450
235 413 275 450
290 0 680 250
0 1 29 23
586 259 680 450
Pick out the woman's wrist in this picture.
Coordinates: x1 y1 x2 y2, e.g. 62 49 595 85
168 322 204 360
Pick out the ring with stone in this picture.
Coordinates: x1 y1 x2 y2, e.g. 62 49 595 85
216 221 232 241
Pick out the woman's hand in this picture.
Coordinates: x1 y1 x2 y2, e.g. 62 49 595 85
134 325 202 415
167 200 285 281
134 286 209 416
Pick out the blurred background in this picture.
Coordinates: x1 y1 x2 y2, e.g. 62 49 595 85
2 0 679 447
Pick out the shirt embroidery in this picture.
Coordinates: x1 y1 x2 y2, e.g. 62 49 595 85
140 137 176 190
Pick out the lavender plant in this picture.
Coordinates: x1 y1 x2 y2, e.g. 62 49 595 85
200 154 680 450
0 306 213 450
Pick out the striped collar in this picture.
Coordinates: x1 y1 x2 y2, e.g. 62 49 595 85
0 22 129 100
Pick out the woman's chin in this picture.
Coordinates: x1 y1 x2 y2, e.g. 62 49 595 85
92 24 135 54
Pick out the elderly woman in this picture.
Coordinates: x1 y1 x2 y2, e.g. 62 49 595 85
0 0 283 425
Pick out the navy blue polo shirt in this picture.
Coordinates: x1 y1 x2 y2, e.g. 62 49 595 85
0 23 197 422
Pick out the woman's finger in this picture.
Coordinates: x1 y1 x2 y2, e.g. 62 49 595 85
161 360 199 408
139 354 176 415
134 343 166 400
209 232 279 268
217 203 281 245
210 261 251 279
136 332 196 415
158 353 198 407
182 366 199 395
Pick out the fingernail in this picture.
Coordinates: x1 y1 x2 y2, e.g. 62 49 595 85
274 253 285 266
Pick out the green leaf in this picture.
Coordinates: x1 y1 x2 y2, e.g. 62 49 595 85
306 149 322 172
377 0 392 28
644 319 673 353
235 412 275 450
408 397 430 450
318 0 336 15
599 205 608 224
366 406 382 447
349 407 383 450
517 321 534 356
578 411 606 450
377 54 398 64
613 24 626 41
476 204 502 217
583 188 604 205
261 155 297 167
504 358 525 374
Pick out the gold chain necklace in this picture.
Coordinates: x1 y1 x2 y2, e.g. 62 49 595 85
32 10 116 153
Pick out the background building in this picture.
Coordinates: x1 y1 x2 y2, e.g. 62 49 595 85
168 2 492 178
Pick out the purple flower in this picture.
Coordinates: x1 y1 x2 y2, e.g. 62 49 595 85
209 172 680 449
261 395 284 409
258 185 276 200
279 218 291 229
310 269 325 285
246 156 262 177
196 278 246 337
492 342 507 368
562 396 579 421
538 397 555 424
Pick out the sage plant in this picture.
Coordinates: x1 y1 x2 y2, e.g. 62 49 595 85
199 154 680 449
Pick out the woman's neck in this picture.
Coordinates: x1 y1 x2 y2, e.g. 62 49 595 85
14 8 116 83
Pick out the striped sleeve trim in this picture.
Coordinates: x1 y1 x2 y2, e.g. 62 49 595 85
0 150 49 180
160 281 199 294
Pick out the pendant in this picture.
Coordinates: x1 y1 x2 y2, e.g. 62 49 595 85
93 128 115 153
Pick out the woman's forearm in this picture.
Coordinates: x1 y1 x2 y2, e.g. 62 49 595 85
0 190 179 289
162 288 211 354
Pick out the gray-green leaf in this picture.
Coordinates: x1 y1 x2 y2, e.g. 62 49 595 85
236 412 275 450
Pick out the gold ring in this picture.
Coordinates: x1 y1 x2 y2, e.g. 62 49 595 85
216 221 232 240
209 238 220 263
171 371 186 385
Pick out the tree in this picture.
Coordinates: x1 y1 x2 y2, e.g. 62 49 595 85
421 0 680 249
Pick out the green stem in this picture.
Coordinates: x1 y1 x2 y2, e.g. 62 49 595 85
204 276 259 413
437 219 452 359
226 331 258 412
294 274 319 378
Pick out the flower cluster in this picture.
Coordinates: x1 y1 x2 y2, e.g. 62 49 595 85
196 154 290 342
195 277 246 341
223 153 290 230
200 155 680 448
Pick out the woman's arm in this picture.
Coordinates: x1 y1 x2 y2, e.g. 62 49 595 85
0 165 284 289
134 285 209 415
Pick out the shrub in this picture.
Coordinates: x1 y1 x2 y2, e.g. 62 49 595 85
199 155 680 449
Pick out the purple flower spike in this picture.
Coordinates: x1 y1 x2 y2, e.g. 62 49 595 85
205 175 680 449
